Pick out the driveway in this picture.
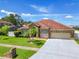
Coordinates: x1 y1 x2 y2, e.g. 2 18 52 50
29 39 79 59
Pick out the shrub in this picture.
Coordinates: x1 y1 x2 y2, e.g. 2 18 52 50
28 27 37 37
14 30 21 37
20 30 29 37
14 29 29 37
0 25 10 35
32 40 44 46
14 26 37 38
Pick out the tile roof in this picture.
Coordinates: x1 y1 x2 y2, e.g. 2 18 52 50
35 19 73 30
35 22 49 29
0 20 12 24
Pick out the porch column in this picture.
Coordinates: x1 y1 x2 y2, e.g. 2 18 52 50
36 26 40 38
71 30 74 37
48 28 51 38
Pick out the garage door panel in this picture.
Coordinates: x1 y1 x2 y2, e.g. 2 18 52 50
51 33 71 39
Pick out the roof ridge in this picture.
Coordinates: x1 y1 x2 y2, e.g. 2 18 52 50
49 19 72 29
38 19 73 29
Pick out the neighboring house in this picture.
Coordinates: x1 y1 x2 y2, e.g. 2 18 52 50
18 24 29 30
35 19 74 39
0 20 16 31
19 19 74 39
0 20 12 26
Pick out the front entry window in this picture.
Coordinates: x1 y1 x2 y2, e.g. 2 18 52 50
40 29 48 38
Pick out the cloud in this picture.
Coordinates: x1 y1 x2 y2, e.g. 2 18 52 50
0 17 1 19
21 13 61 16
42 17 49 19
21 13 32 16
0 10 15 15
64 15 73 19
30 5 48 13
21 13 48 17
21 13 71 17
21 13 74 20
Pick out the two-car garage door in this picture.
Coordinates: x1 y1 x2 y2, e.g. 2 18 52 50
50 32 71 39
40 29 72 39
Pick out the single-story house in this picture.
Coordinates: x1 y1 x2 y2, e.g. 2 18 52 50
0 20 13 26
18 24 29 30
0 20 17 31
35 19 74 39
21 19 74 39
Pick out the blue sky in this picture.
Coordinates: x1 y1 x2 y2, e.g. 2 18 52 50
0 0 79 25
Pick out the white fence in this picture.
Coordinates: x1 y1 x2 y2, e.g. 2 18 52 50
75 31 79 39
8 31 15 37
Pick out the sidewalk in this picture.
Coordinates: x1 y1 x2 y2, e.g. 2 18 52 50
0 43 39 51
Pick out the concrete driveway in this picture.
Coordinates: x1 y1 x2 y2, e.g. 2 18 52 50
29 39 79 59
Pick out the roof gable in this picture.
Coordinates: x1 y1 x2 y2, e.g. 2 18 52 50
0 20 12 25
36 19 73 29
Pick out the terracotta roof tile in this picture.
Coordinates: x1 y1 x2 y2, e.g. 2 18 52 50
35 22 49 29
0 20 12 24
36 19 73 30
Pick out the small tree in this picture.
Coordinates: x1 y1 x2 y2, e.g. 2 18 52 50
20 30 29 37
0 25 10 35
26 26 37 42
29 26 37 38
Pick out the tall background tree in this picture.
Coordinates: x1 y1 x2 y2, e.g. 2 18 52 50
1 14 24 26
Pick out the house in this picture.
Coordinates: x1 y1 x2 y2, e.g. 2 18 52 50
0 20 12 26
34 19 74 39
0 20 17 31
20 19 74 39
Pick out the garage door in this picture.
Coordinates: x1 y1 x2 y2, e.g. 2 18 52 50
51 32 71 39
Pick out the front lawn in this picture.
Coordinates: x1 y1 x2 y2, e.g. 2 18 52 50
15 49 36 59
0 46 10 56
0 46 36 59
75 39 79 44
0 36 45 48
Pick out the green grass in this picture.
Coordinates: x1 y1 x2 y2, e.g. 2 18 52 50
0 46 36 59
75 39 79 44
0 36 45 48
15 49 36 59
0 46 10 56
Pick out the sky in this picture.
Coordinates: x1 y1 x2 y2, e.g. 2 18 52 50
0 0 79 25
